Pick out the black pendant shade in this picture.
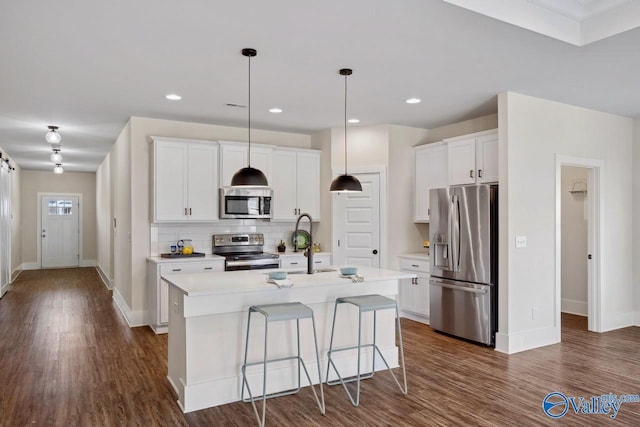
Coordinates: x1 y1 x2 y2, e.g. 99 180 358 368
330 174 362 192
330 68 362 193
231 166 268 187
231 48 268 187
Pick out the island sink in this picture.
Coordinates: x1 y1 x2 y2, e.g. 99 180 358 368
287 268 336 274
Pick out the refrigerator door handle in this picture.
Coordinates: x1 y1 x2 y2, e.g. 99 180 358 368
450 193 461 272
430 280 488 295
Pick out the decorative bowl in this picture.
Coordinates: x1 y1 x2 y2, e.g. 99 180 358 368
340 267 358 276
268 271 287 280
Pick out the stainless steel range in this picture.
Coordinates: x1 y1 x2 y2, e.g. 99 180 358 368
212 233 280 271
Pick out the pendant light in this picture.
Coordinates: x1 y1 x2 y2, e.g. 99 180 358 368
230 48 268 187
53 164 64 174
330 69 362 192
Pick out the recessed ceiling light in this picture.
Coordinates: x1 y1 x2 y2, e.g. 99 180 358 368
166 94 182 101
406 98 421 104
348 118 360 124
269 108 283 113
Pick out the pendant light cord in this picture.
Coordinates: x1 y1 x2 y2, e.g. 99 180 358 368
248 54 252 168
344 72 347 175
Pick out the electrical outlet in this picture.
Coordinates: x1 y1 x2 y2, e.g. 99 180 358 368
516 235 527 248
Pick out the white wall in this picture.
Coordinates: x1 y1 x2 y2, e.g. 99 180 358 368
96 152 112 286
388 125 430 269
634 117 640 325
310 129 333 252
10 163 21 277
497 92 633 354
560 166 588 316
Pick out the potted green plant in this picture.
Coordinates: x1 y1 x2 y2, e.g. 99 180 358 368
277 240 286 253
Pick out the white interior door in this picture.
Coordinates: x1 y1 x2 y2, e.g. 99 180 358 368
333 173 380 267
41 195 79 268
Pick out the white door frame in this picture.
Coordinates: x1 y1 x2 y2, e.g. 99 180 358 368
37 192 84 268
331 165 388 269
555 155 603 335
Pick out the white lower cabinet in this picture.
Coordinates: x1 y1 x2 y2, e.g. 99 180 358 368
148 259 224 333
280 253 331 269
397 256 430 324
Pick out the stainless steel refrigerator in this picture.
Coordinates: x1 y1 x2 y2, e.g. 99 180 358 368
429 184 498 346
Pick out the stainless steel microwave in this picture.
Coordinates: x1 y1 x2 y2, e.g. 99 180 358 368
219 187 272 219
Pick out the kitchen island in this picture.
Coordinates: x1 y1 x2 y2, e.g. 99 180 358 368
162 266 416 413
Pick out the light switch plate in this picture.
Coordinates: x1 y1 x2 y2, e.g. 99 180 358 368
515 235 527 248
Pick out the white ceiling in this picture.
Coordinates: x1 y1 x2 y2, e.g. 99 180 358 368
2 0 640 172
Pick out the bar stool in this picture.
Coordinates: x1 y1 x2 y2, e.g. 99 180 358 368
241 302 325 427
326 294 407 406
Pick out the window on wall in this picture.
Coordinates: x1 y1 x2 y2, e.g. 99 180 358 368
48 200 73 216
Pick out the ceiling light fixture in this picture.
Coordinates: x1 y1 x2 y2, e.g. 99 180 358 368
53 164 64 174
269 107 283 113
50 149 63 163
230 48 268 187
45 126 61 144
330 68 362 193
166 94 182 101
348 118 360 124
405 98 421 104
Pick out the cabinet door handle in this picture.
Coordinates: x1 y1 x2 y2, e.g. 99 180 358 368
203 267 213 270
184 208 188 215
291 262 299 265
427 208 430 216
412 264 419 268
314 260 321 263
469 169 474 178
478 169 483 178
172 268 182 272
189 208 192 215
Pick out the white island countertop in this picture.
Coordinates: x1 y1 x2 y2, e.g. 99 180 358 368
162 266 416 297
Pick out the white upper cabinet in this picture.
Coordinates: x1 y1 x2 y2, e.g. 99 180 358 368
152 138 219 222
476 133 499 183
218 141 272 187
414 142 448 222
271 148 321 221
446 130 498 186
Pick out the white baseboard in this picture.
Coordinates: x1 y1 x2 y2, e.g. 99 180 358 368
601 311 634 332
561 298 587 316
633 311 640 327
95 265 112 290
80 259 97 267
112 287 146 327
21 262 40 270
0 282 8 296
494 326 559 354
11 267 23 283
400 311 429 325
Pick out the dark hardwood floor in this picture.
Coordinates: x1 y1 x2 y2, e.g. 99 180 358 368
1 269 639 426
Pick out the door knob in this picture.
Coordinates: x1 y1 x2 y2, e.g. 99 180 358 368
372 249 378 255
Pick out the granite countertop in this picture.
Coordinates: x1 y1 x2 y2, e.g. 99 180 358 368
162 265 416 297
278 251 332 257
398 253 430 261
147 254 226 264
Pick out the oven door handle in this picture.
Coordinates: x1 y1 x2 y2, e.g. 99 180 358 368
226 258 280 268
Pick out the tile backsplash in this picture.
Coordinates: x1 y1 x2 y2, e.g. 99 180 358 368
150 220 309 255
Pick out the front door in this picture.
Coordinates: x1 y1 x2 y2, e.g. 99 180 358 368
41 195 79 268
333 173 380 267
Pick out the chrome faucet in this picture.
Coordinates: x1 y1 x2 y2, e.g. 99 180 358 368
294 213 313 274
